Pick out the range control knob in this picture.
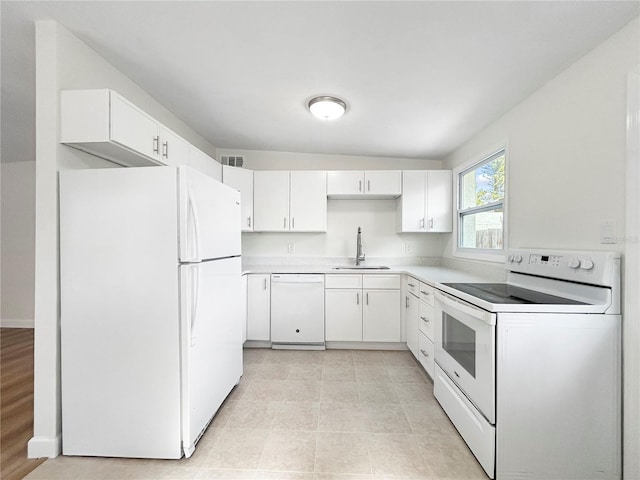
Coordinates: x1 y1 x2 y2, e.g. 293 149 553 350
568 258 581 269
580 259 595 270
514 255 523 263
507 254 514 262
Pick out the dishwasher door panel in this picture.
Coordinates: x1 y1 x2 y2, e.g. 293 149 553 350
270 274 325 345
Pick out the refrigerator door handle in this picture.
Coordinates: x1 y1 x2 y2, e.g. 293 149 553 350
186 188 201 262
190 264 200 346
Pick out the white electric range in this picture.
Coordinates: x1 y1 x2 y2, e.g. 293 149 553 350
433 249 621 480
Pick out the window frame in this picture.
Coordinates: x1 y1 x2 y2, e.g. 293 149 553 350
452 146 507 263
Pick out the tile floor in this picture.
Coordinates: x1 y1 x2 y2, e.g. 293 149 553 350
25 349 487 480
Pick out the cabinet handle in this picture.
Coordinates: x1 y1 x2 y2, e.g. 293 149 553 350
356 292 360 305
366 292 369 305
263 278 267 290
420 290 429 296
405 296 409 308
248 217 251 227
420 349 429 358
358 180 362 192
367 180 371 192
162 141 169 159
429 218 434 229
408 283 415 287
420 316 429 323
153 136 159 154
292 217 295 229
420 218 425 229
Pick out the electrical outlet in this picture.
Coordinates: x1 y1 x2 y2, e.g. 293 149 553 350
287 243 295 254
405 242 413 254
600 220 617 244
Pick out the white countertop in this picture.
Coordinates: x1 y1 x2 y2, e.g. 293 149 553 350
242 264 495 287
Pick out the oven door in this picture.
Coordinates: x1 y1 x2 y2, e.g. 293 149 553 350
434 290 496 424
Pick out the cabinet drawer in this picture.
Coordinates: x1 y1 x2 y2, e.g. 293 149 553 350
418 331 434 378
363 274 400 290
418 301 434 340
406 276 419 297
419 282 434 306
325 274 362 289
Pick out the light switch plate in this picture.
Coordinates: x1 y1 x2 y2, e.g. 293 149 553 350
600 220 617 244
287 243 295 254
405 242 413 254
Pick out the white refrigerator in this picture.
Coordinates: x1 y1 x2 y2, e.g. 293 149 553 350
59 165 242 459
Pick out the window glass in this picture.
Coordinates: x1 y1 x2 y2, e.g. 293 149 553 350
458 150 505 252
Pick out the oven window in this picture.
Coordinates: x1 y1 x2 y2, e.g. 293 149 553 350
443 313 476 377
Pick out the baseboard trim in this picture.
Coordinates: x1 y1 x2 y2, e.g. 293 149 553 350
325 341 407 350
28 434 62 458
0 318 35 328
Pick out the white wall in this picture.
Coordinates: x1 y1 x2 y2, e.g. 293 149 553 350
443 18 639 256
218 148 445 260
1 161 35 327
442 18 640 479
30 20 218 458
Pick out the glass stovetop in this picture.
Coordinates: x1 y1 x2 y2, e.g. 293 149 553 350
441 283 588 305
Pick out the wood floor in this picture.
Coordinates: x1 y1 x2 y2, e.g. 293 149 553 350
1 328 46 480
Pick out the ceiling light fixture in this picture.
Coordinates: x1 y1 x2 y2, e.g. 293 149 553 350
308 96 347 120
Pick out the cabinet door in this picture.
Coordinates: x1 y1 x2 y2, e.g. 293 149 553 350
327 171 364 195
426 170 453 232
159 126 190 167
406 293 419 356
398 171 426 232
290 171 327 232
253 171 290 232
363 289 401 342
223 166 254 231
247 274 270 341
110 93 160 162
364 171 401 196
325 289 363 341
190 147 222 182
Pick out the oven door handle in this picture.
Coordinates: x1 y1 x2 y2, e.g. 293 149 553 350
435 290 496 326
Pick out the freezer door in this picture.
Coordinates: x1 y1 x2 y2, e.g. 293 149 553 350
178 166 241 262
180 257 243 456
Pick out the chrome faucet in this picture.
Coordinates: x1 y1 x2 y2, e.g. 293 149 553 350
356 227 365 266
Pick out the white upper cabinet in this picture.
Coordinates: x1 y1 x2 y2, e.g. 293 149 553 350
223 166 254 231
61 89 164 167
364 171 401 196
426 170 453 232
397 170 453 233
327 170 401 198
158 125 190 168
289 171 327 232
253 171 327 232
253 171 290 232
190 147 222 181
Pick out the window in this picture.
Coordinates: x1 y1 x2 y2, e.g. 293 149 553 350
456 149 506 257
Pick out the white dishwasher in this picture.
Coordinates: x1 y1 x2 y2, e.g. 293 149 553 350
270 274 325 349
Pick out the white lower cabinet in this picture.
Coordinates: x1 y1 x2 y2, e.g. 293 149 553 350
363 289 401 342
246 274 270 341
405 275 435 378
325 289 363 341
405 276 420 357
325 274 401 343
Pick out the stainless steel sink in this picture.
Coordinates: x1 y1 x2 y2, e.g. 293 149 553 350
332 266 390 270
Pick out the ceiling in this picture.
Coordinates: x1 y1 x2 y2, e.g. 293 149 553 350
2 1 639 163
